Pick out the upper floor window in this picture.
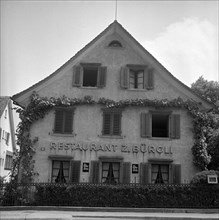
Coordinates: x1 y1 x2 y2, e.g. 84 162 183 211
53 108 75 134
140 112 180 139
120 65 154 90
72 63 107 88
102 109 122 136
108 40 123 48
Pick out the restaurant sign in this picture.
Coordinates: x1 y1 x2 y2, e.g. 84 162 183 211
50 142 172 155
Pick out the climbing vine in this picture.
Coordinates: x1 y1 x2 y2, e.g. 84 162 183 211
12 91 216 182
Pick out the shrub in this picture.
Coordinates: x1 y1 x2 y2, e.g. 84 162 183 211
191 170 219 185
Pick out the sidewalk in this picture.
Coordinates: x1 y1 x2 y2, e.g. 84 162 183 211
0 207 218 220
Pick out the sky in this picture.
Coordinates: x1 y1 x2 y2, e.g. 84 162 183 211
1 0 219 97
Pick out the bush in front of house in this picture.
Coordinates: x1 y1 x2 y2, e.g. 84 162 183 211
33 183 219 208
190 170 219 185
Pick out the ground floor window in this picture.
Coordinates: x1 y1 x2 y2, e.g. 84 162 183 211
101 162 120 184
52 160 70 183
151 164 169 184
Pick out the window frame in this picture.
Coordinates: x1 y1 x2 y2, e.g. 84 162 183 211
120 64 154 90
53 107 75 135
141 111 180 139
4 151 13 170
101 108 123 137
73 63 107 88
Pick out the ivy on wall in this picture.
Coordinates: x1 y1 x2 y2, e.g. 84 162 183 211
12 91 215 182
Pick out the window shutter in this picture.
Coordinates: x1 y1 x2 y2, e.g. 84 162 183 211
97 66 107 88
112 113 121 135
90 161 99 183
6 132 10 145
103 113 111 135
72 65 82 87
54 110 64 133
71 160 81 183
170 114 180 139
64 110 73 133
145 68 154 90
120 67 129 89
141 113 151 138
122 162 130 184
140 163 150 184
172 164 181 184
0 127 2 139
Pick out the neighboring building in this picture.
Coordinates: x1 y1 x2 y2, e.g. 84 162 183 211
0 97 16 181
12 21 212 184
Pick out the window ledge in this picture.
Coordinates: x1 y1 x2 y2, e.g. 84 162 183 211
49 132 77 137
98 135 125 139
149 137 171 141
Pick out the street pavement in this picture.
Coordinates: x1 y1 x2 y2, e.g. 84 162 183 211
0 208 219 220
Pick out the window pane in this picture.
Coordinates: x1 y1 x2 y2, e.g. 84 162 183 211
83 67 98 87
52 160 70 183
151 164 169 184
152 114 169 137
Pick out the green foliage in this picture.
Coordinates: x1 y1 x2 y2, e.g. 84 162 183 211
191 170 219 185
191 76 219 106
32 184 219 208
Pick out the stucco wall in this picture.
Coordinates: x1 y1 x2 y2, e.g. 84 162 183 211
30 105 198 183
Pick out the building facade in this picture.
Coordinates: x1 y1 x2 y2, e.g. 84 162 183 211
0 97 16 181
12 21 212 184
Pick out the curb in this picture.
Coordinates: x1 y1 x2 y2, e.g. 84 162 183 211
0 206 218 213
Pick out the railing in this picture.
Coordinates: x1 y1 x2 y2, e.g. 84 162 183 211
0 182 218 208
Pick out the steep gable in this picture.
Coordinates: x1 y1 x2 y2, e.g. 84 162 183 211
12 21 213 110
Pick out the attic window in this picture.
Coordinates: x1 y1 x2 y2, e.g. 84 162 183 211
108 40 122 48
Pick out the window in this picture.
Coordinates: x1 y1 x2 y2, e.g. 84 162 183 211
141 112 180 139
90 158 130 184
140 162 181 184
102 109 122 136
151 164 169 184
53 108 74 134
73 63 107 88
52 160 70 183
129 69 144 89
120 65 154 90
152 114 169 138
108 40 122 47
5 154 13 170
102 162 120 184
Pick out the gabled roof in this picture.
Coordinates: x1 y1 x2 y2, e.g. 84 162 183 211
0 96 10 117
11 20 213 109
0 96 17 152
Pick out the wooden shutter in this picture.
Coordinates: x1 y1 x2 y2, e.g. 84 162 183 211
120 67 129 89
170 114 180 139
72 65 82 87
112 113 121 135
90 161 99 183
140 163 150 184
54 110 64 133
145 68 154 90
103 113 111 135
64 110 73 133
141 113 151 138
97 66 107 88
71 160 81 183
122 162 131 184
0 127 2 139
172 164 181 184
6 132 10 145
